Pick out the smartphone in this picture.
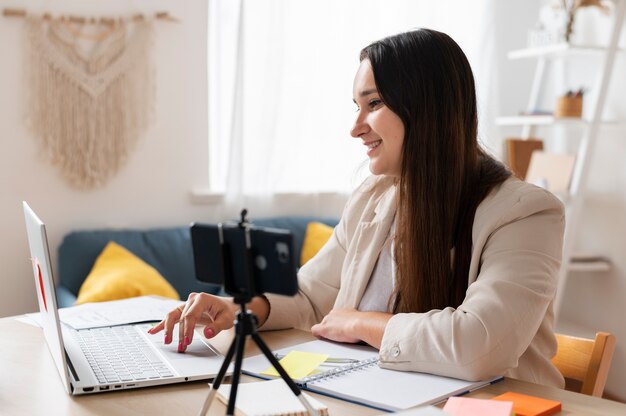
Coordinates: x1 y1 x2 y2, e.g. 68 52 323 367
190 222 298 297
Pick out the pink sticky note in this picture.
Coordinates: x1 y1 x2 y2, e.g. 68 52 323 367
444 396 513 416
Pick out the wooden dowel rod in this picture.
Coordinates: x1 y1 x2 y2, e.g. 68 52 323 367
3 8 27 17
2 8 179 22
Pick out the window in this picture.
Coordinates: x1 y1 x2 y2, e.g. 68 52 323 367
207 0 497 196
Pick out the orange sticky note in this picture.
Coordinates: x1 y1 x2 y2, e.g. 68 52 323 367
444 396 514 416
492 392 561 416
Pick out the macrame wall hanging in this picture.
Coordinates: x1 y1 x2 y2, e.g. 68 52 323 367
1 7 177 188
24 14 155 188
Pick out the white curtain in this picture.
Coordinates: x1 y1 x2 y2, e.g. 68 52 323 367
208 0 499 204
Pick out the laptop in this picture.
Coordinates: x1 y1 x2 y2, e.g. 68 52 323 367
22 202 230 395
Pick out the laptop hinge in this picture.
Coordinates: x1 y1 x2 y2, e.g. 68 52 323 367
65 349 80 382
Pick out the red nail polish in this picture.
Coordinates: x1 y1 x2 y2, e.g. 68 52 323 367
184 335 190 345
164 334 170 344
205 328 214 338
178 342 184 353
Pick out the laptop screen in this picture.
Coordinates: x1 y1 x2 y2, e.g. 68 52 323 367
23 202 73 394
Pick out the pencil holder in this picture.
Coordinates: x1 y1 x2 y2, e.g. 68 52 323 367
555 95 583 118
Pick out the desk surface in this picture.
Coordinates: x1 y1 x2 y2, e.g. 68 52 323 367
2 316 625 415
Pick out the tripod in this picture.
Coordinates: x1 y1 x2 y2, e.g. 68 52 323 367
197 211 318 416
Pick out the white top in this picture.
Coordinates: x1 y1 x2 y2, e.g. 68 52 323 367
358 216 396 313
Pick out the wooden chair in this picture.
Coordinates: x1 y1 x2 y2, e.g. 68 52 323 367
552 332 616 397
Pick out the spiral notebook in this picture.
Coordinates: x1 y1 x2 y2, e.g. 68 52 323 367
242 340 502 412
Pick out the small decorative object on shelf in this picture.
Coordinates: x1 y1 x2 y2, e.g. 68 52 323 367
561 0 611 42
555 88 585 117
528 22 563 47
531 0 612 47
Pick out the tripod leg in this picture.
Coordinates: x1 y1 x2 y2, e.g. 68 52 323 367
226 329 248 415
251 333 319 416
197 338 237 416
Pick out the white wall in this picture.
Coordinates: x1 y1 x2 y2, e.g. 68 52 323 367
1 0 625 402
0 0 218 317
0 0 348 320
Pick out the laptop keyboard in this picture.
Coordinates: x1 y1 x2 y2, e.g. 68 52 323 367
75 326 175 384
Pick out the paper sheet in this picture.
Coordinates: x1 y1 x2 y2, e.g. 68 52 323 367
15 314 43 328
19 296 184 330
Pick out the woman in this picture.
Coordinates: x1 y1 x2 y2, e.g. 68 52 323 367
149 29 565 387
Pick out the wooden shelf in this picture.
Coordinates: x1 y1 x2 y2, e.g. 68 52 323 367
567 251 612 272
507 43 624 60
496 115 585 126
567 260 612 272
496 116 625 127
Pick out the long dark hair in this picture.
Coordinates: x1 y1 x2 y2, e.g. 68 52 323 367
360 29 511 313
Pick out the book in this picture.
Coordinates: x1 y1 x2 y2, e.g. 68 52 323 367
241 340 502 412
215 379 329 416
492 392 561 416
443 396 514 416
505 138 544 180
525 151 576 194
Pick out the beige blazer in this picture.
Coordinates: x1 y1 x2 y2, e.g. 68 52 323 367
263 175 565 388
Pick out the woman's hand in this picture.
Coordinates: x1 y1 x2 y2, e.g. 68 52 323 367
311 308 392 349
147 292 238 353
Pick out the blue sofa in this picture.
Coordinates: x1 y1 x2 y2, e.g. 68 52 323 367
56 216 339 307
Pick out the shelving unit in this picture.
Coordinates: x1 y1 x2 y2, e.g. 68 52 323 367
498 1 626 326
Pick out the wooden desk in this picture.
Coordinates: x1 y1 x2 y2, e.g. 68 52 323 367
2 316 625 415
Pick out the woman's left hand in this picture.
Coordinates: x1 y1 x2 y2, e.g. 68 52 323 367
311 308 392 348
311 308 362 343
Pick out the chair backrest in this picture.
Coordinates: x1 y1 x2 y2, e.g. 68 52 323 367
552 332 616 397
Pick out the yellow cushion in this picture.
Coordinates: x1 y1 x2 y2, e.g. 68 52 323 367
300 222 334 266
76 241 180 304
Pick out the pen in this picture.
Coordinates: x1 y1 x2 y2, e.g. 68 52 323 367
274 353 359 364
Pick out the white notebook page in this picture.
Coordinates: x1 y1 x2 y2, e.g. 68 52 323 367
307 361 486 411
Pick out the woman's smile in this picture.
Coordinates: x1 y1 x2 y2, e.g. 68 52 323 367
364 139 383 156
